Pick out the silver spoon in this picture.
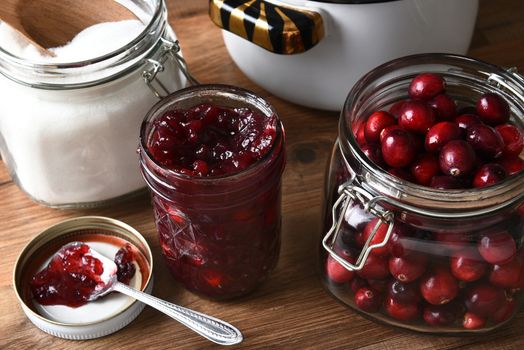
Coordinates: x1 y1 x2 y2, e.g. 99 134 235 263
80 243 243 346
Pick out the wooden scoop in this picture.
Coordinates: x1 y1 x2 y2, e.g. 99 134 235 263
0 0 137 54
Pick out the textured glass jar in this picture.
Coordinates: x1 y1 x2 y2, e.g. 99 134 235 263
0 0 190 208
139 85 286 299
321 54 524 333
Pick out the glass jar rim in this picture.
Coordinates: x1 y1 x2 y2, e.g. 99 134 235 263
340 53 524 215
138 83 285 184
0 0 165 88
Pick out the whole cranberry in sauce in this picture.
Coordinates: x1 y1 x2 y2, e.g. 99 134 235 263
476 92 510 126
399 100 437 134
439 140 476 177
408 73 446 100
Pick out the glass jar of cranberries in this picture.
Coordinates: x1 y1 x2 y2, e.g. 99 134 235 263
321 54 524 333
139 85 286 299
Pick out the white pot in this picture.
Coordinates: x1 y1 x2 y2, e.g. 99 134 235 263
211 0 479 111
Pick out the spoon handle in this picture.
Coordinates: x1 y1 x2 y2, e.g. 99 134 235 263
114 282 243 346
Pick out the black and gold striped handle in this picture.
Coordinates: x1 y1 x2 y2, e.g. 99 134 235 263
209 0 325 55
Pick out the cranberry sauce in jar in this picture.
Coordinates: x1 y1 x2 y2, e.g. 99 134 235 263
321 54 524 334
139 85 286 299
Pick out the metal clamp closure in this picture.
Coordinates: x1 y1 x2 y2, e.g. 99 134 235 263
486 67 524 103
322 184 394 271
143 38 199 99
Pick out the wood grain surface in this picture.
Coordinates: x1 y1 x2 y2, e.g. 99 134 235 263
1 0 524 349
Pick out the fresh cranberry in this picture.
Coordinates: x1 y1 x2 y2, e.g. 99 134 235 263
489 254 524 288
357 253 390 280
492 297 517 324
389 222 415 258
463 312 486 329
464 283 506 317
30 243 107 307
399 100 437 134
350 277 368 293
466 123 504 159
430 175 465 189
455 114 481 131
476 92 510 126
114 243 137 285
387 280 421 304
326 251 355 284
364 111 396 143
361 144 385 168
410 153 440 186
389 255 427 283
497 155 524 175
477 230 516 265
354 287 382 312
450 249 487 282
472 163 507 188
356 218 390 255
439 140 476 177
432 231 471 252
388 167 415 182
409 73 446 100
355 124 367 146
419 267 459 305
381 127 417 167
423 303 460 327
384 296 421 321
389 100 406 118
496 124 524 157
429 94 457 120
367 279 389 293
425 122 463 153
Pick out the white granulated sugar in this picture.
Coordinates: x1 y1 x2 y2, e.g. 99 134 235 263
0 19 185 206
0 20 145 62
50 20 145 62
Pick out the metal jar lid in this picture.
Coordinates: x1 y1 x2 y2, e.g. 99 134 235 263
13 216 154 340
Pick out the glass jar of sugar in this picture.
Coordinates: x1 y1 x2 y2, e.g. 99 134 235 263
0 0 193 208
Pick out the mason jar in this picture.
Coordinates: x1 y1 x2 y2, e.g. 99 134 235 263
320 54 524 333
138 85 286 299
0 0 194 208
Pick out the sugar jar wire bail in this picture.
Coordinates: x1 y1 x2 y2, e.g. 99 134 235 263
143 38 199 99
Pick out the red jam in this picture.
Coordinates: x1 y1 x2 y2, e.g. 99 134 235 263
140 95 285 300
115 243 137 285
30 242 137 307
30 243 105 308
147 104 277 176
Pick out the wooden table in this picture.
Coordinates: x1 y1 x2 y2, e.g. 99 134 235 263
1 0 524 349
